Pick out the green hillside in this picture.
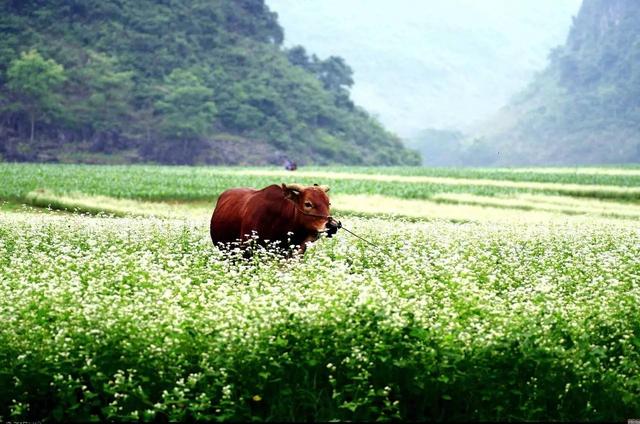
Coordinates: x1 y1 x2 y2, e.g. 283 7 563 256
471 0 640 165
0 0 419 166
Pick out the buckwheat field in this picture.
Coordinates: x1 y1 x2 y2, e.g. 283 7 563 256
1 164 639 421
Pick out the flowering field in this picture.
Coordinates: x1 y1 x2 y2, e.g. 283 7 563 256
1 164 640 421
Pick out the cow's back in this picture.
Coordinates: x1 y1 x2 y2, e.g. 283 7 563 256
210 188 255 245
239 185 295 245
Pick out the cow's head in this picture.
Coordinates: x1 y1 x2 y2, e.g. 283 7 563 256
282 183 331 232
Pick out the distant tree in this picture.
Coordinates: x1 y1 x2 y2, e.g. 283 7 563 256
288 50 354 100
155 68 217 140
286 46 312 70
68 50 134 140
223 0 284 44
6 49 66 141
316 56 354 93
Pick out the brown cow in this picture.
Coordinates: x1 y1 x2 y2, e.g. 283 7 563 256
210 183 338 255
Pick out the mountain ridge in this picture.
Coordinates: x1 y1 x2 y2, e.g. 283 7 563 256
0 0 419 166
471 0 640 165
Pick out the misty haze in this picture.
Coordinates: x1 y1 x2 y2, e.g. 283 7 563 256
268 0 582 137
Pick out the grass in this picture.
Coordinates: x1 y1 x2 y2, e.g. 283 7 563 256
24 189 212 218
1 163 639 421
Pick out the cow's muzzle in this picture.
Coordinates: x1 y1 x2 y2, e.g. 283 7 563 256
324 217 342 238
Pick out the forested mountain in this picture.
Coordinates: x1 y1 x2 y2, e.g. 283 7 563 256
0 0 419 165
469 0 640 165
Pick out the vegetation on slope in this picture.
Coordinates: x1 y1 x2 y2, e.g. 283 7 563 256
472 0 640 165
0 0 419 166
408 0 640 166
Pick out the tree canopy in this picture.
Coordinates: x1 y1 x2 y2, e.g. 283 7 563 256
0 0 419 165
5 49 66 142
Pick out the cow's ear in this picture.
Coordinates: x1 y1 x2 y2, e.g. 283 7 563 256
282 183 301 200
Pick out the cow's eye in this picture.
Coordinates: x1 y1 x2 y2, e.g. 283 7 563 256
304 201 313 208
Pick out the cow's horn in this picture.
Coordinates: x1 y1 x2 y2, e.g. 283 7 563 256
312 183 329 192
282 183 305 193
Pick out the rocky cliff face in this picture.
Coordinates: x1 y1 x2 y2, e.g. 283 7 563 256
567 0 632 46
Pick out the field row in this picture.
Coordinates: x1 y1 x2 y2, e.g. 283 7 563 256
2 164 640 205
271 165 640 185
238 169 640 199
17 187 640 224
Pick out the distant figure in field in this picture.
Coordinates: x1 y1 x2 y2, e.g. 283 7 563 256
284 158 297 171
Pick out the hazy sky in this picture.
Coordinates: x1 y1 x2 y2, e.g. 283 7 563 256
266 0 583 137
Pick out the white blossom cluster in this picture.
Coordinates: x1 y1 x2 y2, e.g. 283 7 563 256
0 211 639 421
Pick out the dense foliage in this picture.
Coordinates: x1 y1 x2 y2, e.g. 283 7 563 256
0 0 418 166
470 0 640 165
